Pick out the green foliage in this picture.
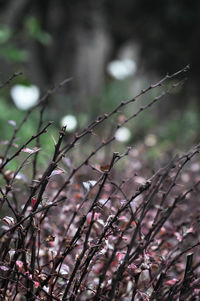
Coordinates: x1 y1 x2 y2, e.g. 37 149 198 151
144 108 199 162
0 16 52 64
0 24 11 44
0 23 29 63
159 109 199 147
25 16 52 46
0 44 29 62
0 97 57 170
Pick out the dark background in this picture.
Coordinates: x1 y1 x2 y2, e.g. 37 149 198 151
0 0 199 150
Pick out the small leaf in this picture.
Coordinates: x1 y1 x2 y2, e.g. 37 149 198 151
83 180 97 191
75 193 83 200
86 212 100 225
0 265 9 271
0 140 9 145
0 140 18 147
100 164 110 172
174 232 182 242
116 252 123 261
111 252 123 267
16 260 23 269
165 278 178 286
2 216 15 226
135 176 146 185
21 147 40 154
8 120 16 126
34 281 40 288
131 221 137 227
49 169 64 178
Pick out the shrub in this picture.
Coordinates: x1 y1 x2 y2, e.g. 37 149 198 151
0 65 200 301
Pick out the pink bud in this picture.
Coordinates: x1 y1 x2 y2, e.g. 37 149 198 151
16 260 23 269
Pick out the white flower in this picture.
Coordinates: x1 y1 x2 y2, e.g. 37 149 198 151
107 59 137 80
60 114 77 132
115 127 131 142
11 84 40 110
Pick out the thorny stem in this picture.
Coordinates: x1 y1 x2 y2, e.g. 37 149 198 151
1 66 198 300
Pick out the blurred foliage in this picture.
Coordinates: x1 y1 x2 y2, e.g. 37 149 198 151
0 70 198 171
1 89 198 174
0 16 52 63
0 96 57 170
25 16 52 46
0 23 29 62
0 24 11 43
108 0 200 108
108 0 200 75
0 45 29 63
90 79 131 117
0 0 199 165
143 108 199 162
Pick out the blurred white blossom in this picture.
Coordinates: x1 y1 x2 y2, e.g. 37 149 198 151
115 127 131 142
107 59 137 80
11 84 40 110
60 114 77 132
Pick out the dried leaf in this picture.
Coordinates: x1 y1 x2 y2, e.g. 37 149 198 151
2 216 15 226
16 260 23 269
100 164 110 172
49 169 64 178
165 278 178 286
21 147 41 154
0 265 9 271
34 281 40 288
83 180 97 191
75 193 83 200
131 221 137 227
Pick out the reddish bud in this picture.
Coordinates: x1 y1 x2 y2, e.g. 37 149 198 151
16 260 23 270
31 198 37 209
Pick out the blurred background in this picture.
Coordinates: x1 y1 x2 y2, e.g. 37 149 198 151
0 0 199 161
